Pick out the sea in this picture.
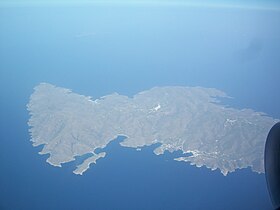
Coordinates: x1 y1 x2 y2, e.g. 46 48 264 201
0 3 279 210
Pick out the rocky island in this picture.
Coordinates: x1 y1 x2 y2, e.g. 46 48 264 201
27 83 278 176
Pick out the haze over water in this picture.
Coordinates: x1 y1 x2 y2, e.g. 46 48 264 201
0 1 279 209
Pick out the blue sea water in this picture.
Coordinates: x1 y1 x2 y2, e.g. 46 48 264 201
0 3 280 210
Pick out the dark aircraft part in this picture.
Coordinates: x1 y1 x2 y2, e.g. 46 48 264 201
265 122 280 210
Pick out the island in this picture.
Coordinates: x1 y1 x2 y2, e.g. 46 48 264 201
27 83 278 176
73 152 106 175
